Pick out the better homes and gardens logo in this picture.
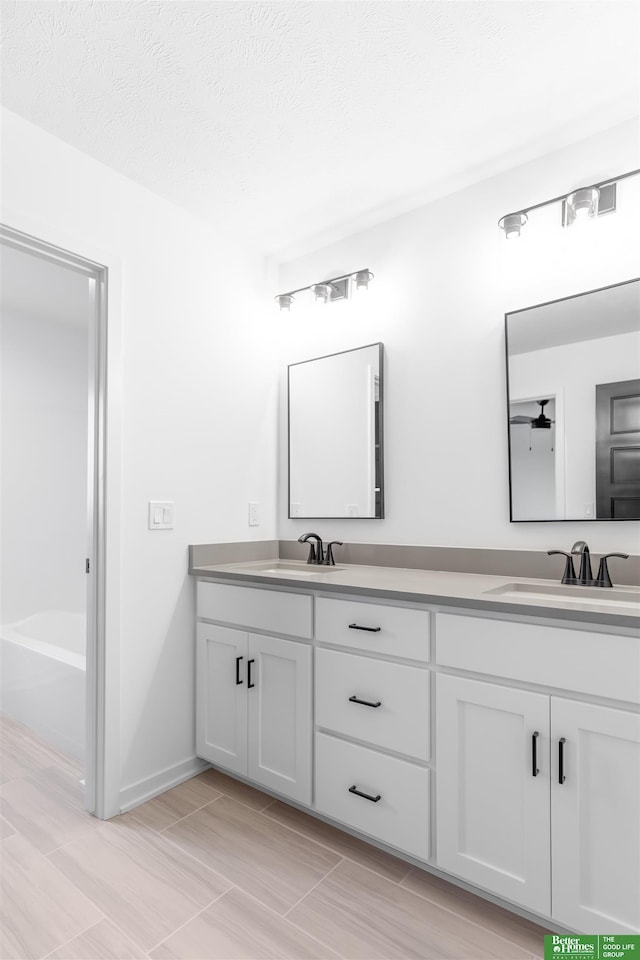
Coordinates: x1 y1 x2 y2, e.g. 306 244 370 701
544 936 640 960
549 937 596 955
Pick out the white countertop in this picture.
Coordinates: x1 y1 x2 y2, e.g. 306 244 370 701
189 559 640 629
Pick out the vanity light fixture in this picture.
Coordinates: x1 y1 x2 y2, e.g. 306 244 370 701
354 269 374 291
276 294 294 311
565 187 599 224
498 213 528 240
497 167 639 239
274 268 374 311
311 283 333 304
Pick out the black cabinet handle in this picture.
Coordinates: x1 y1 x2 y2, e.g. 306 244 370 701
247 659 255 689
558 737 566 784
235 656 244 685
349 695 382 708
532 731 539 777
349 785 381 803
348 623 381 633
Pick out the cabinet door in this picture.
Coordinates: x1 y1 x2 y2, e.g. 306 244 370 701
436 674 550 916
247 634 312 805
551 698 640 934
196 623 247 774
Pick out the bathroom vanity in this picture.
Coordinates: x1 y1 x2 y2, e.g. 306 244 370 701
190 556 640 935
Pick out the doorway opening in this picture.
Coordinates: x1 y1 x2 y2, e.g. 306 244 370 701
0 224 109 816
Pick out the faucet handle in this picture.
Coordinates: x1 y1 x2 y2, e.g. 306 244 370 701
547 550 577 584
595 553 629 588
324 541 343 566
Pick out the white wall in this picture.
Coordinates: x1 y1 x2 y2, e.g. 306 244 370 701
510 332 640 520
1 107 277 803
276 118 640 554
1 302 89 624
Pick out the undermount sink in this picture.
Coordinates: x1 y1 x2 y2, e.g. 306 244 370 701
234 561 345 577
484 582 640 609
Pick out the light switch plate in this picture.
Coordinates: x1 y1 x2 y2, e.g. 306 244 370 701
148 501 174 529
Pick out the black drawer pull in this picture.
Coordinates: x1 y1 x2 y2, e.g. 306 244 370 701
348 623 381 633
532 731 539 777
349 695 382 708
558 737 566 784
235 656 244 685
247 659 255 689
349 785 381 803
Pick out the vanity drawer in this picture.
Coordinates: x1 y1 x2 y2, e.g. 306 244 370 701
315 597 430 661
196 580 313 639
315 732 430 860
315 648 430 760
436 613 640 703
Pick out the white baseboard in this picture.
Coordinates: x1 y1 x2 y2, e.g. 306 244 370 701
119 756 210 814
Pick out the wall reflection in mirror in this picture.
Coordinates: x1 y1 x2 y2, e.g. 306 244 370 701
288 343 383 519
506 278 640 521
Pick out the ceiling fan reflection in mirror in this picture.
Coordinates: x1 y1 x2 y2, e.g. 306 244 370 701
509 398 555 429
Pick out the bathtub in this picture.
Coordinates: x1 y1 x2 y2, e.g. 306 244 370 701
1 610 85 761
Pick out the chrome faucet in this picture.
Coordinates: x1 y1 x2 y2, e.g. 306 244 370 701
298 532 324 565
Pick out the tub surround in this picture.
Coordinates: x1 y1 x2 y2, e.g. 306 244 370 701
189 546 640 628
1 611 86 761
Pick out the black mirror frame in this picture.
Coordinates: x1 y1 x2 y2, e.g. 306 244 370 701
505 276 640 523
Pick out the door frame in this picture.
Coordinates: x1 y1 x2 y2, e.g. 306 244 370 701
0 219 121 819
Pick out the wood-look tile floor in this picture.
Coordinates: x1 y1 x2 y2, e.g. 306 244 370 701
0 715 550 960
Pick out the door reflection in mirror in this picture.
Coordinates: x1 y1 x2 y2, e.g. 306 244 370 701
506 278 640 521
288 343 384 519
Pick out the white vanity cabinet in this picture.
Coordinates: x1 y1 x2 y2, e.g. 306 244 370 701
435 612 640 934
436 674 551 916
550 697 640 934
196 582 312 804
196 623 247 776
193 573 640 935
314 596 431 860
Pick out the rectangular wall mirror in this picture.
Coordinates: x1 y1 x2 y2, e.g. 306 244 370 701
506 278 640 521
288 342 384 519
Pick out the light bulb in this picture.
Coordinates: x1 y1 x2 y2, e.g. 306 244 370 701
565 187 599 226
498 213 528 239
311 283 331 304
353 270 374 291
275 294 294 311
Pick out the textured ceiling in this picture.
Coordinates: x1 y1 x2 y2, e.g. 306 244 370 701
1 1 639 256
